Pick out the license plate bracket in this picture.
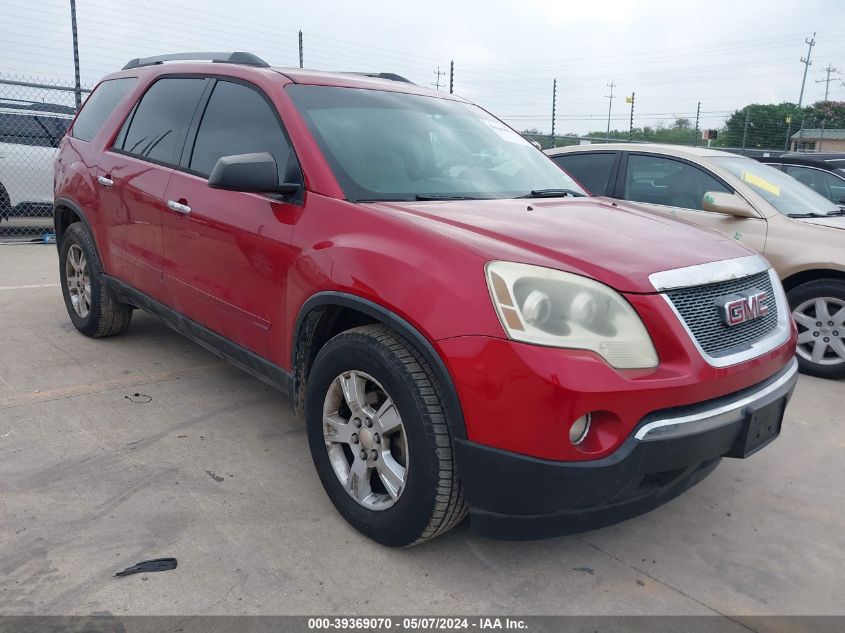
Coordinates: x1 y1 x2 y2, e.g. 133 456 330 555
727 396 786 458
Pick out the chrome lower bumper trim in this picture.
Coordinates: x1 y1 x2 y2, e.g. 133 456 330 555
634 358 799 441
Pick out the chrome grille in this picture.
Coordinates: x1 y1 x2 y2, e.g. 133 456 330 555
665 271 779 358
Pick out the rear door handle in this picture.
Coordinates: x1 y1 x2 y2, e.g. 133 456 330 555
97 176 113 187
167 200 191 215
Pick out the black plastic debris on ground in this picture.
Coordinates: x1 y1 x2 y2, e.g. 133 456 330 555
124 393 152 404
114 557 177 577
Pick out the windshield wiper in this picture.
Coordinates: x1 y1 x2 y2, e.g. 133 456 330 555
414 194 482 201
789 210 845 218
516 188 586 199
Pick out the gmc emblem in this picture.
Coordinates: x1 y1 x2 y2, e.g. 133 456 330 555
718 289 769 327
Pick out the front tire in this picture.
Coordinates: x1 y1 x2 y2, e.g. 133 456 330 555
59 222 132 337
305 324 466 546
788 279 845 379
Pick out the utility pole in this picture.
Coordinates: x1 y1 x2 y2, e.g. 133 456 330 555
298 30 304 68
819 118 826 152
742 109 750 149
605 80 616 140
628 92 635 141
69 0 82 109
550 78 557 147
786 32 816 147
798 33 816 107
816 64 840 101
431 67 446 91
693 101 701 147
785 115 795 151
449 60 454 94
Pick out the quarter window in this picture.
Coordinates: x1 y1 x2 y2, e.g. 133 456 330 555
624 154 729 211
551 152 616 195
119 78 207 165
71 78 135 142
189 80 293 181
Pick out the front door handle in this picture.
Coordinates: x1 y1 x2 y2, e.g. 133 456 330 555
167 200 191 215
97 175 114 187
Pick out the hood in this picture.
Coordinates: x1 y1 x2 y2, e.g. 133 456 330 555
795 215 845 231
365 197 753 293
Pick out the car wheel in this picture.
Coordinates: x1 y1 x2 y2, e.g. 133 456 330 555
305 324 466 546
59 222 133 337
788 279 845 379
0 183 10 223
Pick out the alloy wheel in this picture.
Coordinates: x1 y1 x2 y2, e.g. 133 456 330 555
65 244 92 319
322 370 408 510
793 297 845 366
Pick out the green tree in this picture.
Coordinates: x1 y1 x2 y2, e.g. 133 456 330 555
803 101 845 128
580 118 701 145
519 127 556 150
721 103 805 149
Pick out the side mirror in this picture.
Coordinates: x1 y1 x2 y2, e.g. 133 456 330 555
701 191 758 218
208 152 300 195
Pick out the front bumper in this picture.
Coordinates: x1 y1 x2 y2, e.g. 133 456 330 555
456 358 798 540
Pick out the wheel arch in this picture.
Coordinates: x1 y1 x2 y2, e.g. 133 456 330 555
291 291 467 440
53 197 101 258
781 268 845 293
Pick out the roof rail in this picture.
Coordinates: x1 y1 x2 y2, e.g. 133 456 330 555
345 72 415 84
122 52 269 70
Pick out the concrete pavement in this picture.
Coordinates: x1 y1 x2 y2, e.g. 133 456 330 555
1 245 843 616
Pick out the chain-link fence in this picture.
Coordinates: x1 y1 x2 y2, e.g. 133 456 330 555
0 76 89 243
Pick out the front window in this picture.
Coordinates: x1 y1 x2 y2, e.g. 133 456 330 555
712 156 840 217
623 154 730 210
286 85 585 202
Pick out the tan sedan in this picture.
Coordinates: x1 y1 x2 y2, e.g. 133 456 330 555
546 143 845 378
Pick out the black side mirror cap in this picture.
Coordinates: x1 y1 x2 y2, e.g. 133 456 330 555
208 152 300 195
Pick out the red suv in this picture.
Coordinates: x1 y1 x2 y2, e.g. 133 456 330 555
54 52 798 546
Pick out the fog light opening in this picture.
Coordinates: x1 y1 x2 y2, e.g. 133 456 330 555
569 413 592 446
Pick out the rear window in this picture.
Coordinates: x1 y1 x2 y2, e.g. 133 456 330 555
71 78 136 142
118 78 207 165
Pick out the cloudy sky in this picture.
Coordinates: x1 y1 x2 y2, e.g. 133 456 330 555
3 0 845 134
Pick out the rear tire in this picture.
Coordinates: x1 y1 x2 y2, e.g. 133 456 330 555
305 324 466 546
0 183 10 223
59 222 132 337
788 279 845 379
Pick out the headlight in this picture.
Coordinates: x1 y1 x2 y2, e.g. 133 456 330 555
485 261 659 369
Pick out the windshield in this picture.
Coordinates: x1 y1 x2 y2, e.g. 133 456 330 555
286 85 586 202
711 156 840 217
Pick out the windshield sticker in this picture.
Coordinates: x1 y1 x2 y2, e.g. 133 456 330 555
483 120 528 145
741 171 780 196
